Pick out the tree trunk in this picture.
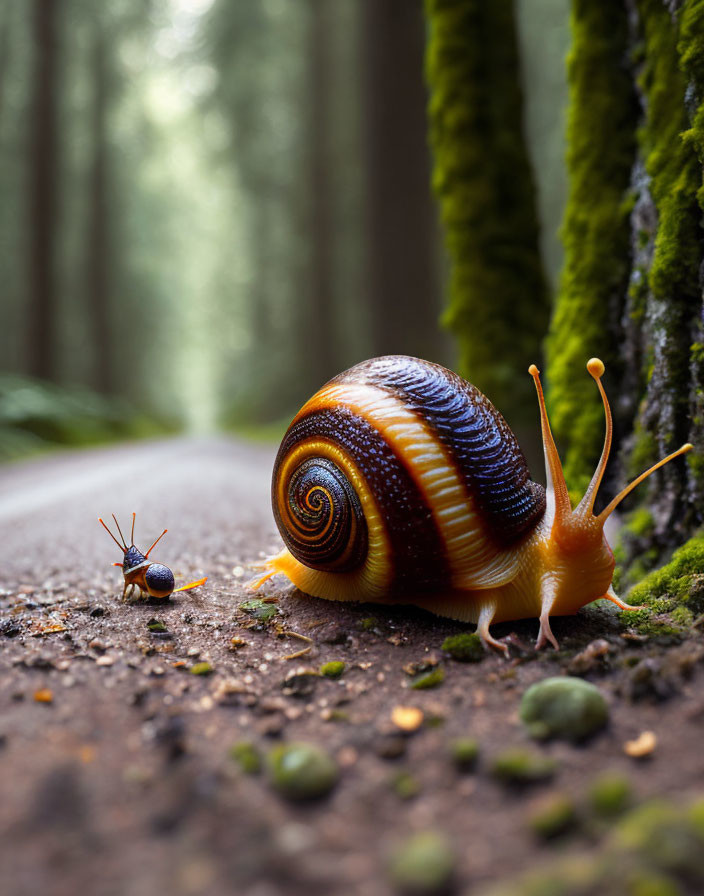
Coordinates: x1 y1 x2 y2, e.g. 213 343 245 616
305 0 336 389
27 0 60 381
362 0 441 363
548 0 704 567
424 0 549 430
86 17 113 395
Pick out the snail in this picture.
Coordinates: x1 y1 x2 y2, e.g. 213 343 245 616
253 356 692 655
99 513 207 600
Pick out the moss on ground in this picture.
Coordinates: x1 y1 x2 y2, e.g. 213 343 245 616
484 798 704 895
545 0 637 500
424 0 548 427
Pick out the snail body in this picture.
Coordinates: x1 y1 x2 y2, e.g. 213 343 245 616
258 356 691 654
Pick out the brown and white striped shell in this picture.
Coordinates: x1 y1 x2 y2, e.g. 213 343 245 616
271 356 546 604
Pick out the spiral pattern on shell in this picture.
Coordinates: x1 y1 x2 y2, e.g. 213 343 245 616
272 356 546 602
275 457 367 572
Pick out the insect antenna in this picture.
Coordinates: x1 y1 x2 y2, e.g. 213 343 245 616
145 529 168 558
112 514 128 549
131 512 136 546
99 518 126 553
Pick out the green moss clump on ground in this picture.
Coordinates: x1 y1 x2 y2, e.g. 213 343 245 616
490 749 558 786
389 831 455 895
448 737 479 771
520 677 609 742
424 0 548 427
319 661 345 679
545 0 638 500
588 773 633 818
485 798 704 895
528 794 578 840
229 741 261 775
441 632 483 662
266 743 338 802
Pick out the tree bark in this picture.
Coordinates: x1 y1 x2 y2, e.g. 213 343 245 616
27 0 60 381
306 0 336 389
86 17 113 395
362 0 440 362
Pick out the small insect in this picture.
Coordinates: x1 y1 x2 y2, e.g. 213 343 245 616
99 512 207 600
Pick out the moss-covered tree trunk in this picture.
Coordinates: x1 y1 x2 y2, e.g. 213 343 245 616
424 0 549 432
549 0 704 573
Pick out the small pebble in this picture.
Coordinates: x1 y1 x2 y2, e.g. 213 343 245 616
391 706 424 733
624 730 657 759
34 688 54 704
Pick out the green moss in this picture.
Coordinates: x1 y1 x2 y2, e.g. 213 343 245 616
266 743 338 801
189 662 213 676
546 0 638 499
625 508 655 539
628 535 704 610
389 831 455 895
448 737 479 771
319 661 345 679
520 676 609 742
589 773 633 818
490 749 558 786
441 632 483 662
410 666 446 690
484 798 704 895
424 0 548 426
391 770 422 801
528 794 578 840
239 598 279 623
632 0 703 465
229 741 261 775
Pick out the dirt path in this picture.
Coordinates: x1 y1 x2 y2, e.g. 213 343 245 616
1 437 704 896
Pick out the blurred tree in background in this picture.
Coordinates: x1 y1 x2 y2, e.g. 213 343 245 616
424 0 550 433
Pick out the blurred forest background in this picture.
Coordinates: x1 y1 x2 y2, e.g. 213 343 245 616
1 0 702 568
0 0 568 452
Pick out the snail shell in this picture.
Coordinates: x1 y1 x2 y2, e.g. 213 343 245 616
272 355 545 603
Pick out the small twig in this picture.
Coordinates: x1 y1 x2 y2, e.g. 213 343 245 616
280 629 314 661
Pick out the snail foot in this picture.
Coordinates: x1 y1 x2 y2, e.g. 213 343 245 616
602 587 645 612
536 613 559 650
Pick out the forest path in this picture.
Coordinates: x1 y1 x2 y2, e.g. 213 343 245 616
1 438 703 896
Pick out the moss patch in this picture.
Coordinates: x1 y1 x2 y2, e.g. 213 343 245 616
441 632 483 662
520 676 609 742
485 798 704 895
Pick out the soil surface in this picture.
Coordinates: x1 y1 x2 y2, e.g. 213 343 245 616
1 436 704 896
